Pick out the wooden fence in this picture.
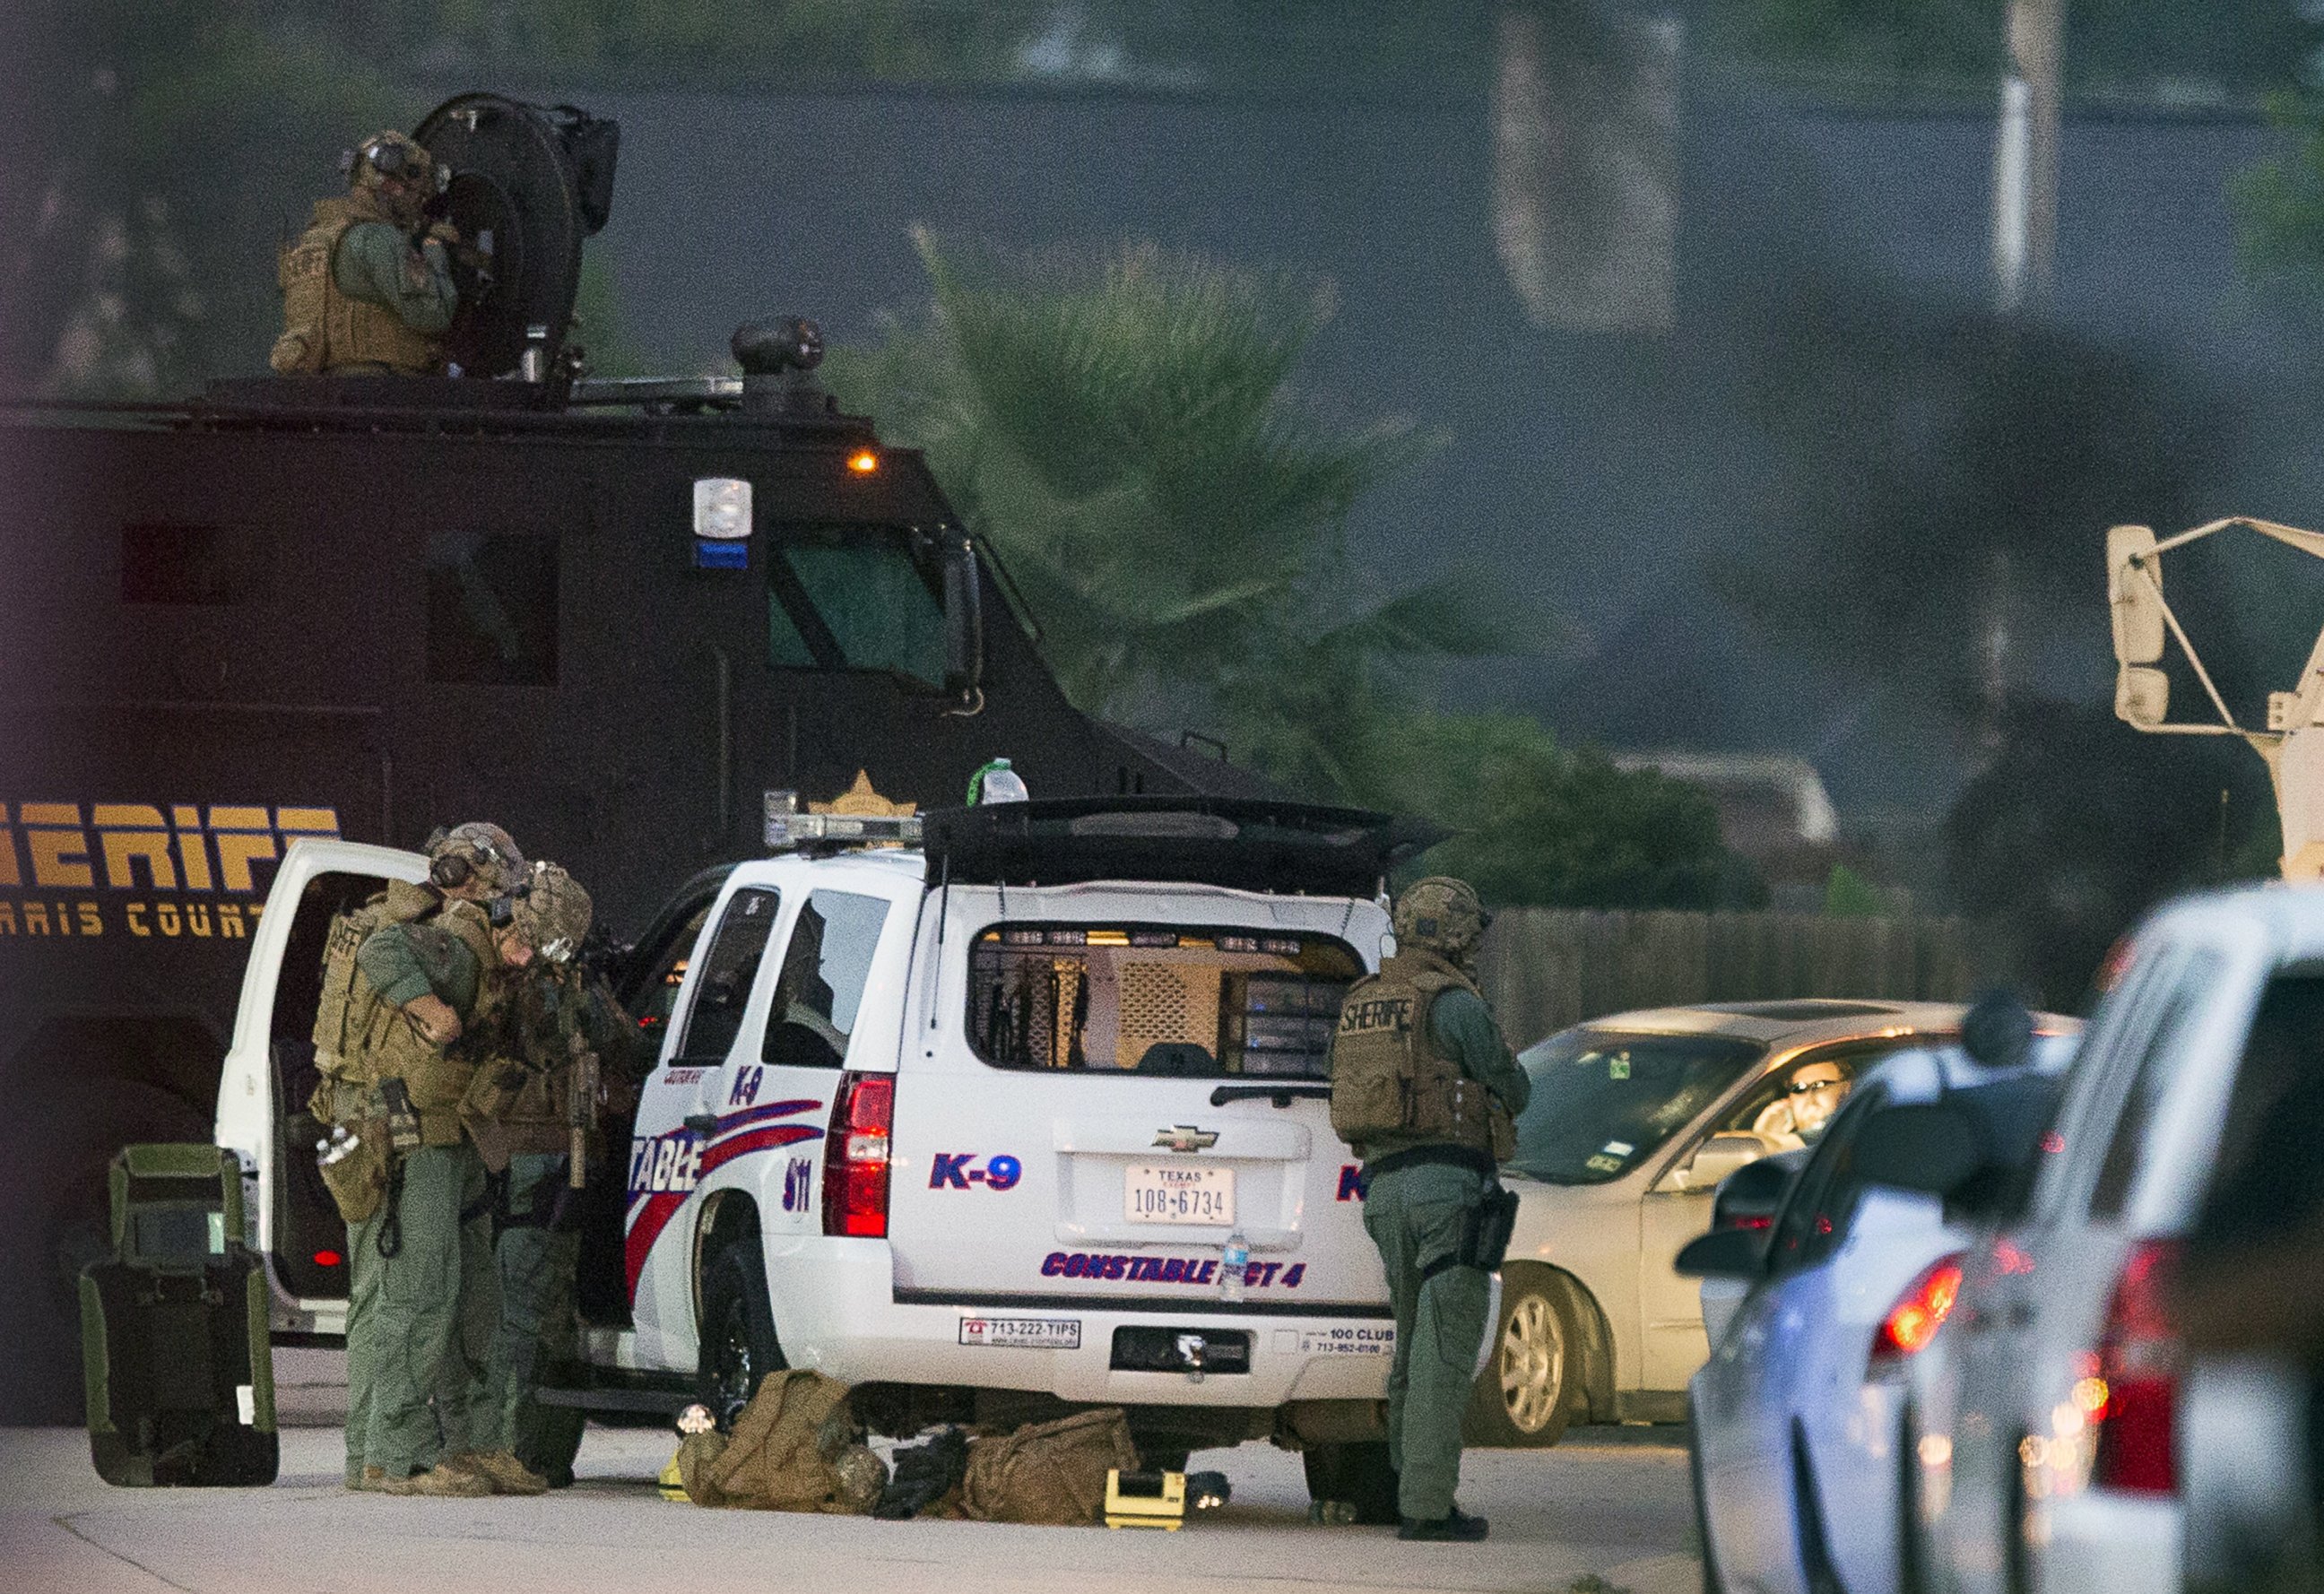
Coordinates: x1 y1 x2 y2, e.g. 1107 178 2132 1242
1472 908 1978 1050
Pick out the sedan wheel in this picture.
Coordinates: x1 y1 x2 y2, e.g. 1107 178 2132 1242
1466 1272 1576 1447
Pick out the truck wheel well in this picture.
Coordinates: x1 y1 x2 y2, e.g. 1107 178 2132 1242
691 1192 760 1328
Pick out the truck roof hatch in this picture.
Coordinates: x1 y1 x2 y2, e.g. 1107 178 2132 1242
920 797 1443 897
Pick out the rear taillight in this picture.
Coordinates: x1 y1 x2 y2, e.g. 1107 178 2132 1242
1867 1252 1967 1376
821 1072 894 1238
2090 1236 2182 1495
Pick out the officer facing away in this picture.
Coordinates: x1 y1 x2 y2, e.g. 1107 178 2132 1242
317 822 533 1496
1329 877 1530 1541
271 129 459 377
461 862 640 1490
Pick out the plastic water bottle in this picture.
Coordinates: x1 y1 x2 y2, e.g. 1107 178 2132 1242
1219 1230 1250 1304
976 758 1029 804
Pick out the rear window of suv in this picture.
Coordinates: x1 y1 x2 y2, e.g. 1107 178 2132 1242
966 923 1361 1078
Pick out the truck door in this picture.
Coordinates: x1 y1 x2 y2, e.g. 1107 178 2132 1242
625 883 780 1369
886 897 1393 1319
709 886 898 1247
212 839 427 1334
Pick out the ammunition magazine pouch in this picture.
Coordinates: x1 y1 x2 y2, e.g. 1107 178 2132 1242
317 1119 391 1227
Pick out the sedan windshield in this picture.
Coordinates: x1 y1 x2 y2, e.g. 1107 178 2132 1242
1509 1029 1767 1185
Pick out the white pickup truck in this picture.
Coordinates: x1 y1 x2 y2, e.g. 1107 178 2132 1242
216 799 1434 1513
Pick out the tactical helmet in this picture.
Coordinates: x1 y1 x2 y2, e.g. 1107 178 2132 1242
1392 876 1488 963
347 130 435 190
511 862 593 963
426 821 527 897
344 130 439 222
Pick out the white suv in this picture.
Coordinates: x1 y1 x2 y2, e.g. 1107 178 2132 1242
221 801 1419 1510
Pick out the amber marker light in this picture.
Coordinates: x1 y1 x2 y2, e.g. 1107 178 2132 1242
846 448 879 474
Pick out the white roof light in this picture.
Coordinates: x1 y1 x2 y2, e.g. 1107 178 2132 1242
693 477 752 540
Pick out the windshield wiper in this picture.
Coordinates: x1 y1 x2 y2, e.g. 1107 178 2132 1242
1209 1083 1331 1108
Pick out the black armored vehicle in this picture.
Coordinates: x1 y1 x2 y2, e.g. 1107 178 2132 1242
0 94 1252 1419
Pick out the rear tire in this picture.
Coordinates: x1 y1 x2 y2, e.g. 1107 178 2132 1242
1465 1267 1577 1448
1303 1439 1400 1525
1896 1404 1926 1594
1690 1404 1725 1594
696 1242 783 1416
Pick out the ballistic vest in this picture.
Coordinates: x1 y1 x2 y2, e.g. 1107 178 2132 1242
1328 949 1513 1162
271 195 445 377
464 962 632 1158
309 884 498 1145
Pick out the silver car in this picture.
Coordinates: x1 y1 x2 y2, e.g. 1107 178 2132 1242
1471 1000 1987 1447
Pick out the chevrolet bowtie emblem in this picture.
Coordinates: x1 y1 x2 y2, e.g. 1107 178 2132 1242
1153 1125 1218 1153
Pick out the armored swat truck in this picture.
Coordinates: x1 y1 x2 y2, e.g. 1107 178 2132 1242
0 93 1254 1420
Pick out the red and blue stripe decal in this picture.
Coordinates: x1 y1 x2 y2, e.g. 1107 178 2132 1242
623 1098 823 1300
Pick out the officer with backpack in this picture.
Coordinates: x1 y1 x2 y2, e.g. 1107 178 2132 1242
309 822 533 1495
460 862 639 1490
1329 876 1530 1542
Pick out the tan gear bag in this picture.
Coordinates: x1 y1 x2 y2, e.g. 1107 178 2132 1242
677 1371 869 1513
958 1408 1140 1526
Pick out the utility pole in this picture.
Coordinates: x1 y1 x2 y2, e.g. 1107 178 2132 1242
1991 0 2066 313
1982 0 2064 750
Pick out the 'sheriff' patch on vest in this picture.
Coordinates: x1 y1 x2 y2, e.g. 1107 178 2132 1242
1329 951 1513 1161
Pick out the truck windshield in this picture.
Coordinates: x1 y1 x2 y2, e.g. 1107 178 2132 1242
966 923 1361 1079
1508 1029 1766 1185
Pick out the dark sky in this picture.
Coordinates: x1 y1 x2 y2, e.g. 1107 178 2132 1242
541 74 2320 817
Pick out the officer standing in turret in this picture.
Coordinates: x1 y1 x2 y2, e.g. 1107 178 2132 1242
271 129 459 376
1329 877 1530 1542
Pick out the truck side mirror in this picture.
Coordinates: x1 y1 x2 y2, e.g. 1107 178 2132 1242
1710 1153 1799 1233
1853 1103 1983 1197
943 536 984 699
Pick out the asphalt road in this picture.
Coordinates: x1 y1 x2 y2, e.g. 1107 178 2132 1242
1 1421 1699 1594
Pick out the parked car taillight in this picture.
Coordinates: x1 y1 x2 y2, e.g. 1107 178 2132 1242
821 1072 894 1238
2090 1236 2182 1495
1867 1252 1967 1376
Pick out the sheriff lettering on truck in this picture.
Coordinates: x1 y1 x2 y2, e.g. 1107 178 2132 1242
218 794 1437 1520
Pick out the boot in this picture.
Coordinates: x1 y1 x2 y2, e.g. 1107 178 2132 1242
1398 1504 1489 1542
449 1449 551 1496
368 1462 492 1497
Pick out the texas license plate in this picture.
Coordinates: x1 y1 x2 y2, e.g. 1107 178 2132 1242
1124 1164 1235 1225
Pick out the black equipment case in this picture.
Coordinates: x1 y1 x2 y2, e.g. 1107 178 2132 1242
80 1144 278 1486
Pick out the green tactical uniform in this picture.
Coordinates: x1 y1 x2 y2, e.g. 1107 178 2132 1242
470 959 640 1482
346 914 502 1484
1333 919 1530 1529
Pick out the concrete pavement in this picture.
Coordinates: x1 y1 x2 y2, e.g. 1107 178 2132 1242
2 1423 1699 1594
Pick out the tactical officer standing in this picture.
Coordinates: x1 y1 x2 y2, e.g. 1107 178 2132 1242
271 129 459 377
460 863 639 1491
311 822 530 1496
1329 877 1530 1541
